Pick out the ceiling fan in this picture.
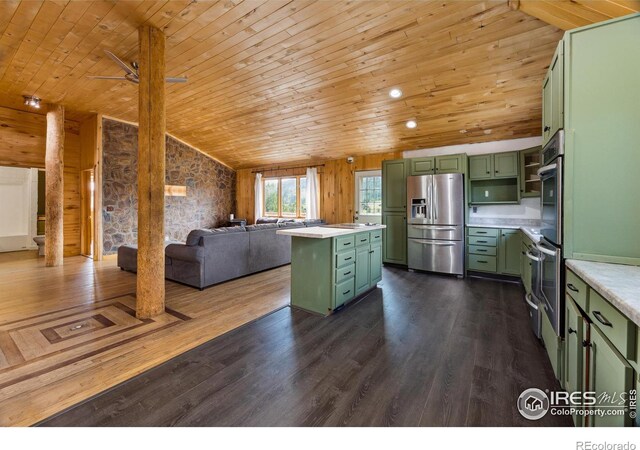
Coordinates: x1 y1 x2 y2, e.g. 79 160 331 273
87 50 187 84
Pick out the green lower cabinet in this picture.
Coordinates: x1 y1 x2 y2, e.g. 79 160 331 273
589 325 634 427
565 296 585 427
334 277 355 309
541 310 563 382
498 229 521 275
382 212 406 265
355 245 371 295
370 244 382 284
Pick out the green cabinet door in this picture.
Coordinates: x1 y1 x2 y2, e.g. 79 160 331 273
409 157 435 175
370 244 382 285
382 159 408 211
542 41 563 146
435 154 463 173
565 297 585 427
469 154 492 180
493 152 519 178
589 325 634 427
355 245 371 295
498 229 521 275
382 212 406 265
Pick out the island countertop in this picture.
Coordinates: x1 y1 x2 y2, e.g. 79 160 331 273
276 224 386 239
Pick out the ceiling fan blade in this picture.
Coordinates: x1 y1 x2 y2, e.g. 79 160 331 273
104 50 137 76
87 76 128 80
165 77 188 83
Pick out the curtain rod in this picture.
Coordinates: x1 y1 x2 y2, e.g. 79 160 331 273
251 163 325 174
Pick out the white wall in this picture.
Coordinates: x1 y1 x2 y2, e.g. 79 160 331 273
403 137 542 221
0 166 39 252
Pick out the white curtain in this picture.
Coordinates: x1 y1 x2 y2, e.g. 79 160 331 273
254 173 263 224
305 167 320 220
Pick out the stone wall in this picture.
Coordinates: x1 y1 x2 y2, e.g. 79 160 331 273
102 118 235 254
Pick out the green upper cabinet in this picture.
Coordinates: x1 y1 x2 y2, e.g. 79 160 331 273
563 14 640 265
435 154 464 173
409 154 464 175
520 146 541 198
498 229 521 275
469 152 518 181
382 212 406 265
469 154 493 180
493 152 519 178
409 157 435 175
542 40 564 146
589 325 634 427
382 159 408 212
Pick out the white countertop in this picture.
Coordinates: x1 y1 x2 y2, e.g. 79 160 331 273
276 225 386 239
565 260 640 327
466 223 543 243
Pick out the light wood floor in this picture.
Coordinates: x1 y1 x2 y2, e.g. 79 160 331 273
0 253 289 426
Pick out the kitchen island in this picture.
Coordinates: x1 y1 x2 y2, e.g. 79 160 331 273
276 225 385 316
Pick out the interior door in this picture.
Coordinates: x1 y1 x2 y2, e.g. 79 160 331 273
0 167 33 252
354 170 382 224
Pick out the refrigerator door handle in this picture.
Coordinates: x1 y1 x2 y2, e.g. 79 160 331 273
427 177 432 222
433 177 438 221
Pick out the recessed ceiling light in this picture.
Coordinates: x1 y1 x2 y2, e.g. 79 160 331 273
23 95 41 109
406 120 417 129
389 88 403 99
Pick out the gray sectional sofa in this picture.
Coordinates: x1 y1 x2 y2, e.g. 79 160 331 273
117 219 324 290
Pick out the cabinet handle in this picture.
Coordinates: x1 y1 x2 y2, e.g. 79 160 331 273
476 240 487 243
343 290 351 295
568 327 576 334
477 249 487 252
343 242 350 246
486 171 490 174
592 311 613 327
495 170 499 173
477 260 488 264
582 340 591 348
369 250 374 254
544 125 550 132
567 283 579 293
343 271 351 276
345 256 352 261
476 231 487 234
360 239 367 242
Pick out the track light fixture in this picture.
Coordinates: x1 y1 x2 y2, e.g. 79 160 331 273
23 95 41 109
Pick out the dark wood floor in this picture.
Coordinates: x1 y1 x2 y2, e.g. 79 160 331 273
40 267 571 427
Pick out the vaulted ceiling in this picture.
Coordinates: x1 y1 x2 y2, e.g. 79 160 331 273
0 1 637 169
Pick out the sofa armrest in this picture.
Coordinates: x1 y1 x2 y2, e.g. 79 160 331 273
165 243 204 263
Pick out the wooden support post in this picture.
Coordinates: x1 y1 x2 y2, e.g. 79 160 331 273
136 25 166 319
45 104 64 267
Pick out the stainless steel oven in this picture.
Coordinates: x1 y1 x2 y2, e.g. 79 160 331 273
537 130 565 337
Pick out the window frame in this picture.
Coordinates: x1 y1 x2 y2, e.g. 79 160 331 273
262 175 308 219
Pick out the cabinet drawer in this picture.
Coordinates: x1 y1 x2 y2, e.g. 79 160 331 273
335 249 356 268
468 236 497 247
355 232 370 247
467 254 497 272
335 235 355 250
566 270 588 311
468 227 498 237
589 289 636 360
468 245 496 256
335 263 355 284
335 277 355 307
369 230 382 243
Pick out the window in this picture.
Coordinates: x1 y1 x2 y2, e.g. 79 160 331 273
358 174 382 215
263 176 308 218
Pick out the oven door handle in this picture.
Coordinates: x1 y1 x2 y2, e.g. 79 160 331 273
536 243 557 257
525 250 542 262
524 294 539 311
537 163 557 177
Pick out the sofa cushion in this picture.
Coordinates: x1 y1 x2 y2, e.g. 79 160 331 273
256 217 278 224
303 219 325 226
277 221 305 228
246 223 279 231
276 218 295 223
186 229 214 246
210 226 246 233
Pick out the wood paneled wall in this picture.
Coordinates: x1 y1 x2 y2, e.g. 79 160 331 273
0 106 81 256
236 151 402 225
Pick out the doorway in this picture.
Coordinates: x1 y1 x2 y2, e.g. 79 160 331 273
354 170 382 224
80 169 95 258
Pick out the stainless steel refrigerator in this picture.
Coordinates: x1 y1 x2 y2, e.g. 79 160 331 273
407 173 465 275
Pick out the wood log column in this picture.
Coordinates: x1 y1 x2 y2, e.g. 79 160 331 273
136 25 166 319
45 104 64 267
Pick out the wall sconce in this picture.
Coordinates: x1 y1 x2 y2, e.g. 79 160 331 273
164 185 187 197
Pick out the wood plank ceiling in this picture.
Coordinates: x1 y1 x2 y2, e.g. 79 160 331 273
0 1 636 169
